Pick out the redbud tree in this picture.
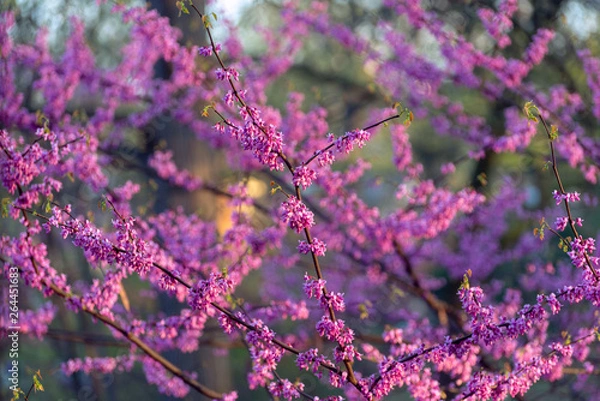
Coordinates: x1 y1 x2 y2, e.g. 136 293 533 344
1 0 600 400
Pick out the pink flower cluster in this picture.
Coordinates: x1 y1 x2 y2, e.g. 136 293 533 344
188 273 234 312
552 190 581 205
280 197 315 233
297 238 327 256
477 0 518 48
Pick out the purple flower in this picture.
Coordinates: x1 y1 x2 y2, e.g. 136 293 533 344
292 165 317 190
188 273 233 312
280 197 315 233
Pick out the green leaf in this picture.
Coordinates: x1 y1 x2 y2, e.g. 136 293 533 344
202 14 212 28
549 125 559 141
33 370 44 392
36 111 50 130
358 303 369 319
10 386 24 401
176 1 189 16
404 111 414 126
201 104 213 118
390 285 405 298
98 198 107 212
523 101 540 123
534 217 547 240
1 198 11 218
269 181 282 195
476 172 487 186
459 271 470 290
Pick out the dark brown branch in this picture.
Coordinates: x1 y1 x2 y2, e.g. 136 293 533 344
538 114 599 281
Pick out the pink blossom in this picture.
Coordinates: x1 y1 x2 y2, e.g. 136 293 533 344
188 273 233 312
280 197 315 233
292 164 317 190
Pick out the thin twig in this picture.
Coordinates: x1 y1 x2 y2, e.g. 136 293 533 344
538 114 599 281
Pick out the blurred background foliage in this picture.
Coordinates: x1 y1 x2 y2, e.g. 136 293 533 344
1 0 600 400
